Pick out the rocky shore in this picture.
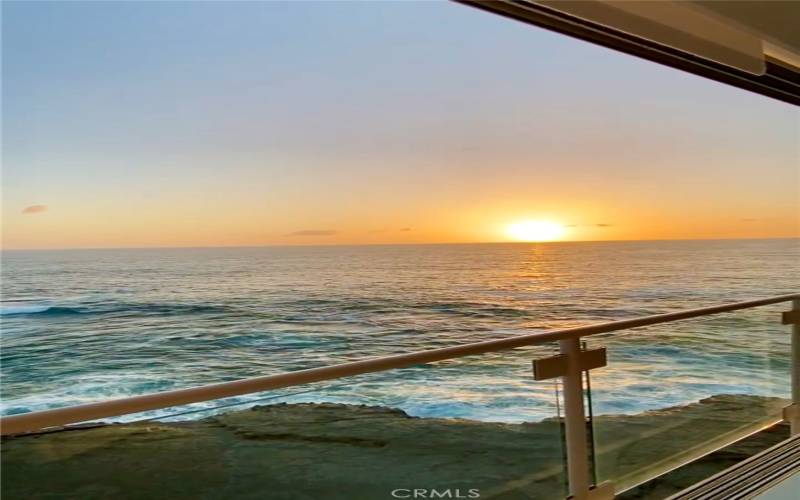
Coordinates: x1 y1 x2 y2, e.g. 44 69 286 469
1 394 789 499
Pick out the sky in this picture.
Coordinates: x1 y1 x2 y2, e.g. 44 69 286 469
2 0 798 249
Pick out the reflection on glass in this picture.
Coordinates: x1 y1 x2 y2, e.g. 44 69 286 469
587 306 790 493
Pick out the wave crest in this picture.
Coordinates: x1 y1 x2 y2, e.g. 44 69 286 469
0 304 82 316
0 301 233 317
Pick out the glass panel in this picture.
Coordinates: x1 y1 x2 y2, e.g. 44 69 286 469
588 304 791 494
1 348 568 499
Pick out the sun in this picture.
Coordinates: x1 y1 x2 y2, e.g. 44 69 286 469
506 220 566 242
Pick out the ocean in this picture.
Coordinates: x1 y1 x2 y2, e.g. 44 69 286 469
1 239 798 423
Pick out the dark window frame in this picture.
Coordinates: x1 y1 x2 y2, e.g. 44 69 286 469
456 0 800 106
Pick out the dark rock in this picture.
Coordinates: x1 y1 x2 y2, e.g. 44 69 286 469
1 395 789 499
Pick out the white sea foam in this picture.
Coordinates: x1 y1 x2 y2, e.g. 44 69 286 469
0 303 51 315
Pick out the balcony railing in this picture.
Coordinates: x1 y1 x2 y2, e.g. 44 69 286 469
2 293 799 499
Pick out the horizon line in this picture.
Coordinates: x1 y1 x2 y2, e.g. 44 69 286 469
2 236 799 252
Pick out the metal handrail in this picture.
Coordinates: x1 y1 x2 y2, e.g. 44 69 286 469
1 293 798 436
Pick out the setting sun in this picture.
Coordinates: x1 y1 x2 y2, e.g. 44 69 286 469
506 220 567 242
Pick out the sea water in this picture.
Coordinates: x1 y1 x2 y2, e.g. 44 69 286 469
1 239 798 422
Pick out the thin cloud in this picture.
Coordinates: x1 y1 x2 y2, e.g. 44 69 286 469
399 227 412 232
566 223 614 228
22 205 47 215
288 229 338 236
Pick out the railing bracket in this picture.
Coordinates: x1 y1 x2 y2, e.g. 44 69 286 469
532 348 607 381
567 481 615 500
783 403 799 423
781 309 800 325
588 481 615 499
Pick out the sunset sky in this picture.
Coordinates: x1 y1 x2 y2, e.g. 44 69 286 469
3 1 798 249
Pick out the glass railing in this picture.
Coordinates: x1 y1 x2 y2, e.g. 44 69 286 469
1 347 569 499
586 303 791 494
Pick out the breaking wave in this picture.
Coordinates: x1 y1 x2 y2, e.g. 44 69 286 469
0 304 81 316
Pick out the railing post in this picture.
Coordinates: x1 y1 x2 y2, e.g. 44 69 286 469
560 338 591 499
789 299 800 435
533 339 611 498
